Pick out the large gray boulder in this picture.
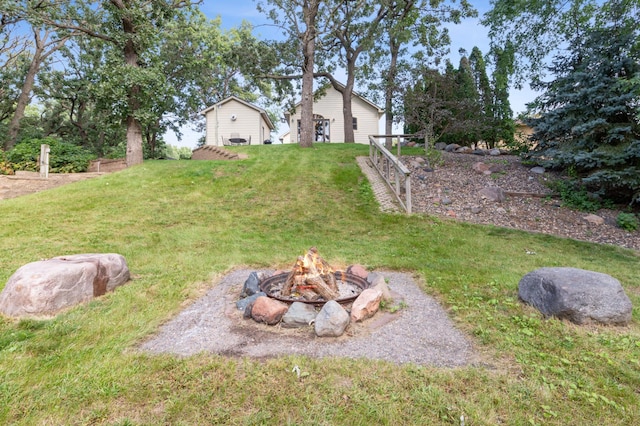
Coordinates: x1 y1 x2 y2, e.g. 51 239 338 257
518 267 632 325
0 253 130 318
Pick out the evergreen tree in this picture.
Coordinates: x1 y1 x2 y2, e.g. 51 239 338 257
525 5 640 205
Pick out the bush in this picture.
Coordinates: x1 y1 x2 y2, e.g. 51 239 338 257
548 178 607 212
616 212 639 231
0 150 14 175
7 137 96 173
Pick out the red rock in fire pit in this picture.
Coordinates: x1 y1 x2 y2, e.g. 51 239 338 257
251 296 288 325
350 288 383 322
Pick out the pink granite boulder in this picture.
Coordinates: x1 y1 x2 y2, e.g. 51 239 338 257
0 253 130 318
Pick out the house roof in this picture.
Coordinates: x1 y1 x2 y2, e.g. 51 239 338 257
200 96 275 130
291 82 384 116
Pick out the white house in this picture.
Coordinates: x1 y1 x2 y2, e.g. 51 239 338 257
284 83 384 144
201 96 275 146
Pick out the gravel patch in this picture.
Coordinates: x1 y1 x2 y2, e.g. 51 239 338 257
139 269 477 367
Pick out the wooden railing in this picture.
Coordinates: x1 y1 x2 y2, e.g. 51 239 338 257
368 135 413 214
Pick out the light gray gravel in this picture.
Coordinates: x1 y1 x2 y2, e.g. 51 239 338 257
139 269 477 367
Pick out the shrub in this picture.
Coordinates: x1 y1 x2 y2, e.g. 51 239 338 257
548 178 605 212
616 212 639 231
0 150 14 175
7 137 95 173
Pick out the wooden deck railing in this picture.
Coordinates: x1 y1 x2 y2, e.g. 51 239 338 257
368 135 413 214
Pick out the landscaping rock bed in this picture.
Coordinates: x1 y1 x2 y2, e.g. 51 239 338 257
406 151 640 251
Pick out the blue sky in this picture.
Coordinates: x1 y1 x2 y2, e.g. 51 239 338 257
168 1 537 147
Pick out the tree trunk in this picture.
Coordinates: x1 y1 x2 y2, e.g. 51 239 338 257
117 1 144 166
5 33 45 150
299 1 319 148
384 38 399 149
342 68 356 143
126 115 144 166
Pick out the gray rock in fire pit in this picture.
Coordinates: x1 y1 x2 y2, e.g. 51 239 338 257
236 292 266 314
518 267 632 325
240 271 263 298
281 302 317 328
315 300 350 337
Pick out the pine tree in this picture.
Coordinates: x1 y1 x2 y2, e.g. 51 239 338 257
525 6 640 205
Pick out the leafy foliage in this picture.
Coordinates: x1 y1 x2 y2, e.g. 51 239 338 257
403 47 515 149
547 178 609 212
7 137 95 173
524 3 640 205
616 212 638 231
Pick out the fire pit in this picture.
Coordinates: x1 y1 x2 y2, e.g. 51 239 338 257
259 247 370 306
260 271 370 306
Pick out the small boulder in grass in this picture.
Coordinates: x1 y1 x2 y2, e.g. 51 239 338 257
251 296 289 325
0 253 130 319
518 267 632 326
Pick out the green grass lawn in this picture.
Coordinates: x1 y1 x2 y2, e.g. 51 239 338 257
0 144 638 425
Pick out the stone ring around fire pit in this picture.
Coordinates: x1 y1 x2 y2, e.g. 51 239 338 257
235 248 396 338
260 271 370 306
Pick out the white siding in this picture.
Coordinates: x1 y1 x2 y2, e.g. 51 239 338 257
287 86 382 144
203 98 274 146
216 100 260 145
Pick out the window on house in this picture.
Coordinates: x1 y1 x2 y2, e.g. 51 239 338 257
352 117 358 130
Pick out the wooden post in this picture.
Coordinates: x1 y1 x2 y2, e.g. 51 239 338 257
39 144 50 179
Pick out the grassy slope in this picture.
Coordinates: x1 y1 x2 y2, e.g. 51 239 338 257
0 144 638 425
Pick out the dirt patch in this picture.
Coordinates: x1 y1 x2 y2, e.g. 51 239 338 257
138 269 478 367
0 172 107 201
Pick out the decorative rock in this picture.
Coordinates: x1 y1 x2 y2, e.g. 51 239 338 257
414 157 426 164
446 210 457 218
347 264 368 279
456 147 473 154
281 302 317 328
472 162 491 174
496 207 507 214
445 143 460 152
0 253 130 318
351 288 383 322
472 149 486 156
236 292 266 312
583 214 605 226
367 272 392 301
518 267 632 325
251 296 289 325
488 164 504 173
240 271 262 298
441 197 452 205
315 300 350 337
434 142 447 150
479 186 506 202
471 206 483 214
489 148 501 156
530 166 545 174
